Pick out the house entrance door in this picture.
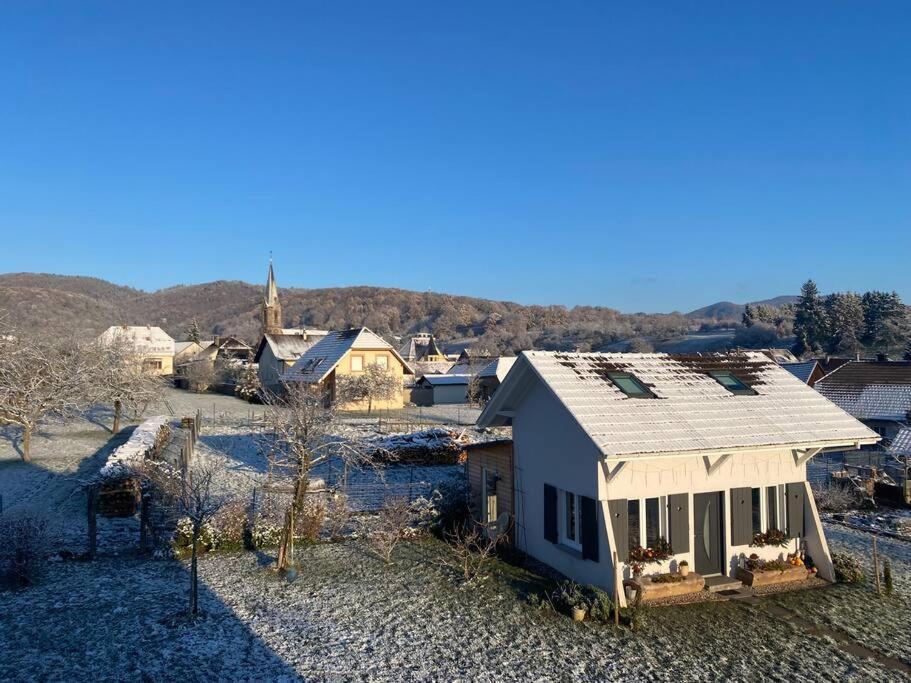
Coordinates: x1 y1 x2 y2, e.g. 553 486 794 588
693 491 724 576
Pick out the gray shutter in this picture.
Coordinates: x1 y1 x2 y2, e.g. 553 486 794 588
730 487 753 546
543 484 557 543
607 499 628 559
668 493 689 553
786 482 805 538
580 496 599 562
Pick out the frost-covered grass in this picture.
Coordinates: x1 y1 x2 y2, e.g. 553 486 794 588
1 534 908 681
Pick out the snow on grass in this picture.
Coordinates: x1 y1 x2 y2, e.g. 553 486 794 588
1 535 907 681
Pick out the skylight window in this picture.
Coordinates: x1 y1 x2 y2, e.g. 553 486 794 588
709 371 756 395
607 372 655 398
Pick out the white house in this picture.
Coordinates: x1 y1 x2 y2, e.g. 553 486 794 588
476 351 878 606
98 325 176 375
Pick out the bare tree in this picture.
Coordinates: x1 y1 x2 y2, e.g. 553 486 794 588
91 337 163 433
143 459 224 617
366 497 414 563
266 383 369 572
335 363 400 414
436 520 506 583
181 359 217 393
0 335 96 461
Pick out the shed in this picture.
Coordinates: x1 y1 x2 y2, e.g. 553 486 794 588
464 440 514 543
411 373 471 406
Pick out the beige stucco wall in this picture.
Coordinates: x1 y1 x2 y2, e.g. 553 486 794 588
330 348 407 411
142 354 174 375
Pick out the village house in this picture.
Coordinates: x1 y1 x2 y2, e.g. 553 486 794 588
98 325 176 375
447 347 497 376
475 356 516 402
283 327 413 410
398 333 453 377
174 340 213 365
814 360 911 443
410 373 471 406
476 351 878 606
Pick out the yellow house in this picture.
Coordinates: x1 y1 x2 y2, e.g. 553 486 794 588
98 325 176 375
283 327 414 410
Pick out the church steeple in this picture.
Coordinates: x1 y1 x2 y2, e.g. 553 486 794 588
262 258 283 335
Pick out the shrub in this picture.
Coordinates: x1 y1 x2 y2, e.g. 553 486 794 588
585 586 614 623
251 523 283 549
812 483 861 512
294 499 326 543
324 493 352 540
552 581 588 613
831 552 864 584
211 500 248 549
432 478 470 535
0 515 50 589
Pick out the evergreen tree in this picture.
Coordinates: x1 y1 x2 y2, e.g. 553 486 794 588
792 280 827 357
186 318 202 344
904 339 911 361
741 304 755 328
824 292 864 355
862 291 908 353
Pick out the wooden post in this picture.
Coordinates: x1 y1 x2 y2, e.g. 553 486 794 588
613 551 621 629
872 535 882 596
87 485 98 560
139 491 149 551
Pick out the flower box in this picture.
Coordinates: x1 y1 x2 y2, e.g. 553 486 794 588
625 572 705 603
735 565 809 587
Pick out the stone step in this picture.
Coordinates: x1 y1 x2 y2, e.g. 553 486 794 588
703 575 743 593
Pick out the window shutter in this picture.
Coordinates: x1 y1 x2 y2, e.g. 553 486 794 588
668 493 689 553
580 496 599 561
786 482 805 538
543 484 557 543
607 499 628 558
730 487 752 546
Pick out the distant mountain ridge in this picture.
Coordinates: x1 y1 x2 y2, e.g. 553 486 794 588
685 295 799 321
0 272 789 352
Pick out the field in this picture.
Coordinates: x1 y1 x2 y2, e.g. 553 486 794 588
1 389 909 681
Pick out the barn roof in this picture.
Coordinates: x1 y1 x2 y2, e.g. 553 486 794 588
814 361 911 421
478 351 878 459
417 373 471 387
284 327 413 384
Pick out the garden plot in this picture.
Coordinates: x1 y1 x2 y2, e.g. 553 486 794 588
2 534 908 682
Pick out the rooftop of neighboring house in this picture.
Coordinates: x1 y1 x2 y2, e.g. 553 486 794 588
478 351 878 459
398 333 447 361
759 348 800 364
98 325 175 354
254 331 328 363
814 360 911 421
284 327 413 383
888 426 911 456
416 373 472 387
779 360 820 384
478 356 517 382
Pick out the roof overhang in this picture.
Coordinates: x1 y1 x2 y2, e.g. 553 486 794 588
600 437 880 464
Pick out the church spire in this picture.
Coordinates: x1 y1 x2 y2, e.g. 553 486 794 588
262 258 283 336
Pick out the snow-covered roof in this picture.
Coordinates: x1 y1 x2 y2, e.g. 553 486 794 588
254 332 327 362
478 351 879 459
417 373 472 387
478 357 516 382
284 327 413 383
888 427 911 456
815 361 911 421
780 360 819 384
98 326 175 356
174 341 197 354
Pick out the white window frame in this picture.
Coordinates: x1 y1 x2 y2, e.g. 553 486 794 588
558 489 582 551
375 355 389 370
350 354 364 372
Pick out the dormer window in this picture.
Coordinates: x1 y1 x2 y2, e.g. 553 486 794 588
607 371 655 398
709 371 756 395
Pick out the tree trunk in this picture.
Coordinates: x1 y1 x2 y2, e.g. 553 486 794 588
277 472 308 570
113 400 122 434
21 426 31 462
367 397 373 415
190 535 199 615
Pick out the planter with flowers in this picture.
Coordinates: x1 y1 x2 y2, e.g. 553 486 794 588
624 538 703 601
735 552 810 587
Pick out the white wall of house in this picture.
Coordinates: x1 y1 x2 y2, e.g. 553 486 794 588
512 380 615 591
257 345 286 389
603 451 806 579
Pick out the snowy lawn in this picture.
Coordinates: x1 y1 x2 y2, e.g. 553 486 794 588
1 534 908 682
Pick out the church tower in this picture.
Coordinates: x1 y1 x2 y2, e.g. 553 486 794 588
262 260 283 335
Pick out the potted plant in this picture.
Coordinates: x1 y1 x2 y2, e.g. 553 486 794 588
630 561 644 579
572 600 588 622
678 560 689 578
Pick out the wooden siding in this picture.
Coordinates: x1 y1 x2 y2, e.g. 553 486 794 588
465 442 514 543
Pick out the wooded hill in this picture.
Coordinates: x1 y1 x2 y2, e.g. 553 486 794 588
0 272 696 353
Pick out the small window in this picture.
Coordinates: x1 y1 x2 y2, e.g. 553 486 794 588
627 499 641 551
608 372 655 399
560 490 581 550
751 488 762 535
766 486 779 531
645 497 661 547
350 355 364 372
709 371 756 395
375 355 388 369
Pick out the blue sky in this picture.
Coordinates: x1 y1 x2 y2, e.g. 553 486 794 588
1 2 908 313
